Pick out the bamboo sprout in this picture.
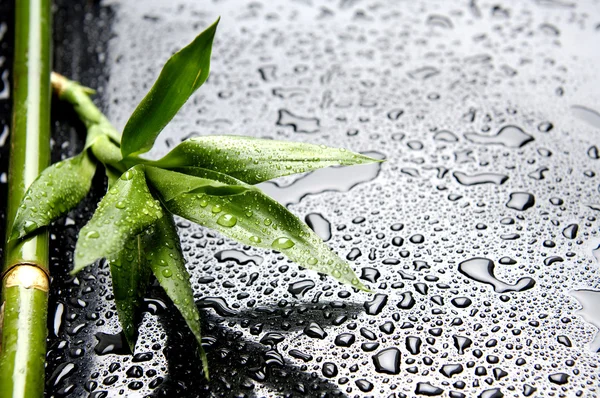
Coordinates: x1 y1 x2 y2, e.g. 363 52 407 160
0 0 52 396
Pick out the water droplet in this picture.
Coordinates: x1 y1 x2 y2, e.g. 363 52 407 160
506 192 535 211
453 171 508 186
272 237 294 250
355 379 374 392
121 170 134 180
459 257 535 293
397 291 416 309
415 382 444 396
434 130 459 142
288 279 315 298
440 364 464 378
372 347 401 375
548 372 570 385
451 297 472 308
86 230 100 239
570 289 600 351
94 332 129 355
453 335 472 354
276 109 320 133
562 223 578 239
360 267 380 283
196 297 236 317
216 213 237 227
214 249 263 265
335 333 355 347
321 362 338 378
304 322 327 339
465 125 533 148
305 213 331 241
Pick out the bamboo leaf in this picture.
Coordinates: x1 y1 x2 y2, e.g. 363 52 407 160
142 136 381 184
108 236 151 351
121 19 219 158
72 165 163 274
145 166 245 202
142 212 209 377
147 168 368 290
10 151 96 240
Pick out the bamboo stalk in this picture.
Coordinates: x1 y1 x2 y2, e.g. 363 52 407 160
0 0 52 396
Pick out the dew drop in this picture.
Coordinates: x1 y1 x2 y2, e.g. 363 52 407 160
216 214 237 227
86 230 100 239
272 237 294 250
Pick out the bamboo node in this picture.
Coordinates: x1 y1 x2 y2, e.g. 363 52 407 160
3 265 49 292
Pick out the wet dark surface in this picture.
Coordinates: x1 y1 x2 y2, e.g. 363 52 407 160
1 0 600 397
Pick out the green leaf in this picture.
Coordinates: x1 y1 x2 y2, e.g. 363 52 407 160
121 19 220 158
108 236 151 352
72 165 163 274
10 151 96 240
142 212 209 378
147 168 368 291
145 166 245 202
143 135 381 184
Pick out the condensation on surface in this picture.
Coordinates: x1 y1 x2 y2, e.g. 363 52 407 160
1 0 600 397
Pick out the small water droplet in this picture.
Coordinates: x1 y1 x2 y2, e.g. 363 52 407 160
86 230 100 239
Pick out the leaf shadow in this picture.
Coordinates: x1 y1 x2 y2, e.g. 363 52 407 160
147 286 365 398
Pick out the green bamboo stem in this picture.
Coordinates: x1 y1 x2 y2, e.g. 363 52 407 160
0 0 52 396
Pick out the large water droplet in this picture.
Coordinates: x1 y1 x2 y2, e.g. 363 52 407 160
288 279 315 298
570 289 600 352
272 237 295 250
453 171 508 186
276 109 320 133
465 125 534 148
505 192 535 211
372 347 401 375
458 257 535 293
216 213 237 227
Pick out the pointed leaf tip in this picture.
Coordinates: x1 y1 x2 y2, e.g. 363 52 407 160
146 135 384 185
142 212 210 375
121 19 220 158
149 168 366 290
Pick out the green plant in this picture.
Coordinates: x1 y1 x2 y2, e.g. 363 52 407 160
0 1 52 396
9 19 378 377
